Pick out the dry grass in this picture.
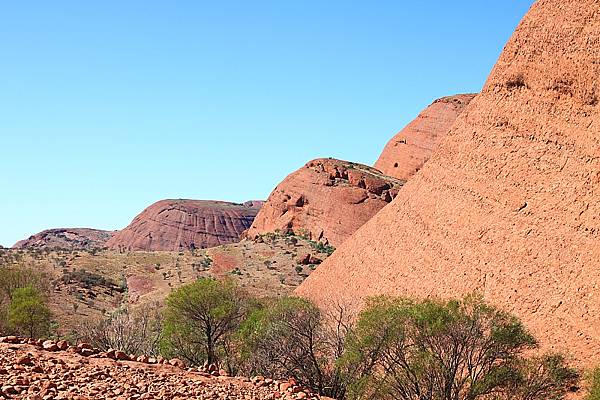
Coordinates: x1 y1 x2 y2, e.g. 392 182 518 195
0 233 330 335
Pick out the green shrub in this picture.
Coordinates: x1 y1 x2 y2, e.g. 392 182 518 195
309 240 335 256
160 278 246 367
586 368 600 400
506 354 579 400
8 286 52 338
61 269 115 289
80 304 162 356
237 297 350 398
340 295 576 400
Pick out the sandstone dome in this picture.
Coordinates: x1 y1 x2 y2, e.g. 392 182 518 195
13 228 115 250
297 0 600 367
244 158 404 247
374 93 476 180
106 199 261 251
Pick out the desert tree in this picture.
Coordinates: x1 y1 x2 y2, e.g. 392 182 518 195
340 294 577 400
237 297 353 398
160 278 246 366
7 285 52 338
80 303 163 355
0 266 50 302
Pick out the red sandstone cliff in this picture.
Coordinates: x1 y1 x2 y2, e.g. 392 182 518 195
374 94 476 180
106 200 261 251
244 158 404 247
297 0 600 367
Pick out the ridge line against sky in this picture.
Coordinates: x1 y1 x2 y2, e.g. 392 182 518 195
0 0 535 247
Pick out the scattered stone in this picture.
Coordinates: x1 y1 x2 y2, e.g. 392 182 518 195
168 358 185 368
56 340 69 351
16 355 34 366
1 341 312 399
42 340 59 351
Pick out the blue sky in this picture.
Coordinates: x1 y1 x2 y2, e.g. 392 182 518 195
0 1 534 247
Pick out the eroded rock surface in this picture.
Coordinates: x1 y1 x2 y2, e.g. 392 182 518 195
374 94 476 180
106 200 262 251
244 158 404 247
297 0 600 367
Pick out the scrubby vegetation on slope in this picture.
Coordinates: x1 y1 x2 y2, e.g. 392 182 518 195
0 258 591 399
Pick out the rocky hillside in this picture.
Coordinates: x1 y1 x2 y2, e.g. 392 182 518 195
106 200 262 251
12 229 115 251
0 232 331 333
374 94 476 180
244 158 404 247
297 0 600 367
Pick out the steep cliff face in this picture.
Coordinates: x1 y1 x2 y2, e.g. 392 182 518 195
297 0 600 366
106 200 261 251
374 94 476 180
244 158 404 247
13 228 115 250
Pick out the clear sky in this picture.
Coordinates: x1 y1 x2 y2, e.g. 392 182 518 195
0 0 534 247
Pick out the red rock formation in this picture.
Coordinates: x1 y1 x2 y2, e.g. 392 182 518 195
244 159 404 247
374 94 476 180
13 228 115 250
297 0 600 367
106 200 261 251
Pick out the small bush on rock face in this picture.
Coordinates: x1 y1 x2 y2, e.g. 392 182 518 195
160 278 246 367
7 285 52 338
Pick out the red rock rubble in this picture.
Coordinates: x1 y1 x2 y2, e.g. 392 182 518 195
0 337 326 399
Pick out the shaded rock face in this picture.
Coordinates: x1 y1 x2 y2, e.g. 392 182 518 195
106 200 262 251
244 158 404 247
374 93 476 180
297 0 600 367
13 228 115 250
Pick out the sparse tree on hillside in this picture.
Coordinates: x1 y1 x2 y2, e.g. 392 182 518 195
237 297 352 398
7 285 52 338
160 278 246 366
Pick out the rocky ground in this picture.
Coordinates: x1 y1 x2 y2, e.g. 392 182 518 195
0 337 324 400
